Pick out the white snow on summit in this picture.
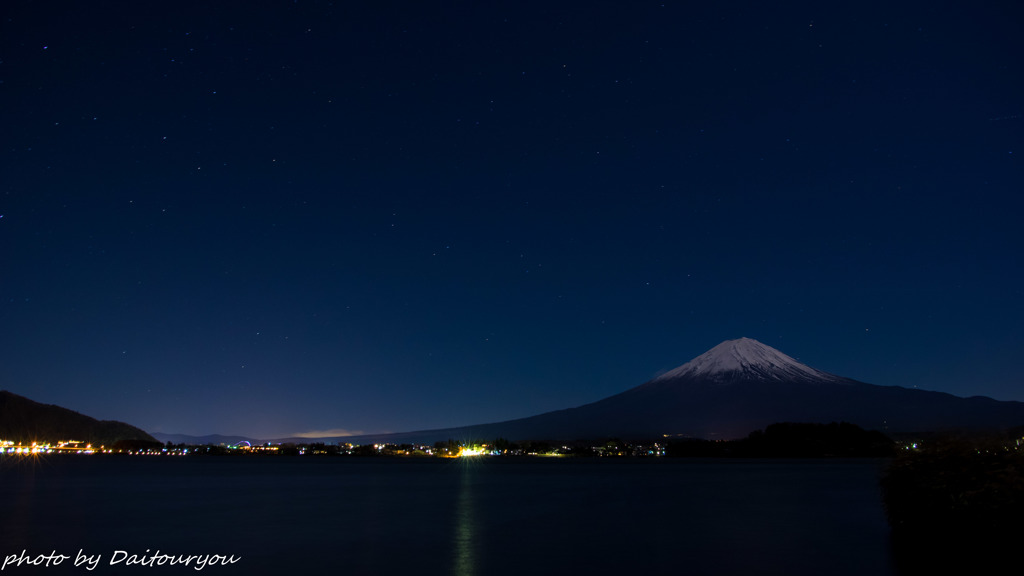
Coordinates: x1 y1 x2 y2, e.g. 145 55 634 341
654 337 843 383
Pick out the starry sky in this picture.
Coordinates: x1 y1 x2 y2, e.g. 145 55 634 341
2 1 1021 439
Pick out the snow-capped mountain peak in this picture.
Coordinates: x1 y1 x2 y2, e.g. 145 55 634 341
653 337 843 384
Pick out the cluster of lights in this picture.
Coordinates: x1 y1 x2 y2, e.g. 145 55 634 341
226 443 278 452
3 444 48 455
458 447 486 457
0 440 96 455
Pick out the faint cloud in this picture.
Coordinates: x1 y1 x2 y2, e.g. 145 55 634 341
292 428 365 438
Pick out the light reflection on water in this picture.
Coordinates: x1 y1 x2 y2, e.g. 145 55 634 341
0 456 896 576
452 461 478 576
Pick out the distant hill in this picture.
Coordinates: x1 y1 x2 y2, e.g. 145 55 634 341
330 338 1024 445
150 432 260 446
0 390 157 446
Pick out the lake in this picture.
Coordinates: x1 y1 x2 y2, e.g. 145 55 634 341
1 456 898 575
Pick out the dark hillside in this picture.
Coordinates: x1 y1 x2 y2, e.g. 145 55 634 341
0 390 156 446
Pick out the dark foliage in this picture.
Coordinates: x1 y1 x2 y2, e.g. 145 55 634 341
740 422 895 457
881 433 1024 572
881 435 1024 534
666 422 894 457
109 438 163 451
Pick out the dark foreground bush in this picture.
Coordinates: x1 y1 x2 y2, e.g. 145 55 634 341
881 435 1024 573
666 422 894 457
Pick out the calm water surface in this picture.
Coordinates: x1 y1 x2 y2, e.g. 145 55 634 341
1 456 896 575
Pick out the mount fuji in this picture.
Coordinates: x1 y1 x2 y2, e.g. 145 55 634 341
330 338 1024 444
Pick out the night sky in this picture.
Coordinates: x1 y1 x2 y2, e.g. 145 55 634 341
2 1 1021 439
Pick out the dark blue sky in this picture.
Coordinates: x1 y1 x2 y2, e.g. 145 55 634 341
2 1 1021 439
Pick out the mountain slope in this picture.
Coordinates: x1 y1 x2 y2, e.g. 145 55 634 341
0 390 157 446
338 338 1024 444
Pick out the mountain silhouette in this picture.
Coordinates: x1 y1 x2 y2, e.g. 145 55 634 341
337 338 1024 444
